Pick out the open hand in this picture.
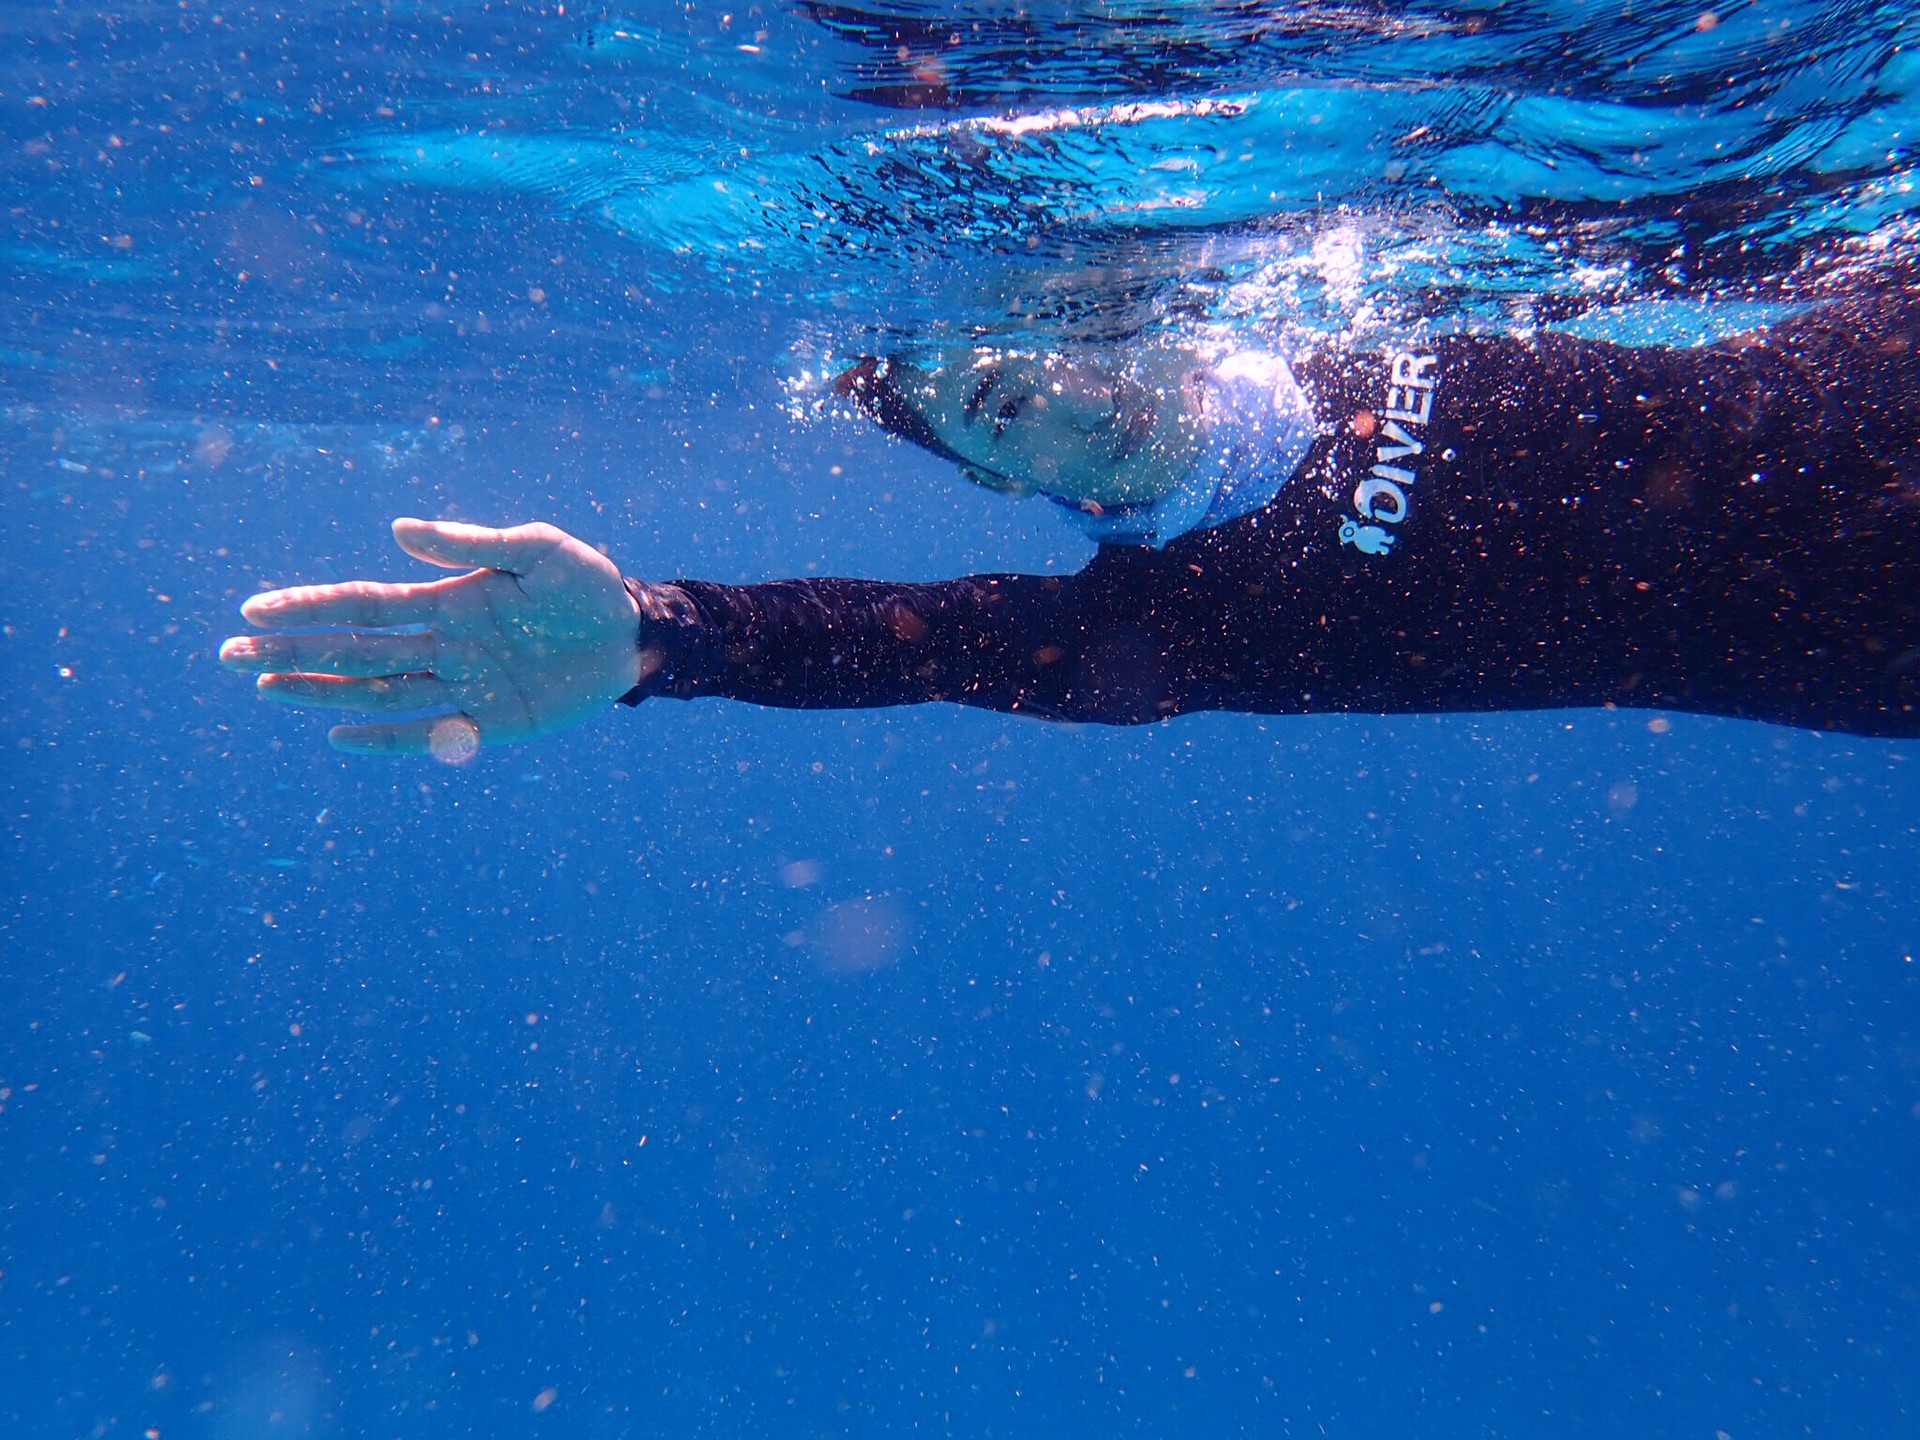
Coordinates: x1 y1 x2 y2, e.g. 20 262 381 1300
220 518 641 756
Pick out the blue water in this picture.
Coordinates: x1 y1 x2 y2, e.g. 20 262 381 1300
4 3 1919 1437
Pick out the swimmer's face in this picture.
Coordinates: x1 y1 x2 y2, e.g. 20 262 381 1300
890 349 1207 507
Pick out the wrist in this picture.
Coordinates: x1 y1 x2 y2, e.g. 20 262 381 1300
618 575 700 705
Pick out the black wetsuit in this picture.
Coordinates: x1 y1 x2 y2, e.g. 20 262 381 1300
623 295 1920 737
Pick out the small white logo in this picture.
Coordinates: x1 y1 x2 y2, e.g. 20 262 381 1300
1338 519 1395 554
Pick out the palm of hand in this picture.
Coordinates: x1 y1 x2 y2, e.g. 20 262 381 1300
220 519 642 755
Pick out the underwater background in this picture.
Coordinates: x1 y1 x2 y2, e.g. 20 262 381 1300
4 3 1919 1436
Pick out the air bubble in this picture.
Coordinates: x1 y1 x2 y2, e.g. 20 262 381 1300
428 715 481 766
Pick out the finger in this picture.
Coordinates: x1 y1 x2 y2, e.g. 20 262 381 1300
392 517 564 575
329 715 480 759
240 576 461 630
220 632 449 678
257 672 456 712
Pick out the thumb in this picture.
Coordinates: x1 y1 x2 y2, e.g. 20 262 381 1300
391 518 564 574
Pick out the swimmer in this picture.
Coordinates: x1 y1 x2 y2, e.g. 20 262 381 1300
221 291 1920 747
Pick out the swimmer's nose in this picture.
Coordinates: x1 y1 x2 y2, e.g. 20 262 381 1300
1053 368 1113 407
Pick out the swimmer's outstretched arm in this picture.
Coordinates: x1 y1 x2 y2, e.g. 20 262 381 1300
219 518 644 754
221 514 1145 752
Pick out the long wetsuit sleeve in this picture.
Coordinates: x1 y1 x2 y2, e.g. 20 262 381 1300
621 571 1134 721
624 291 1920 736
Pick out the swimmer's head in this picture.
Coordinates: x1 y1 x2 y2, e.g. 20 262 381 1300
835 347 1206 508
